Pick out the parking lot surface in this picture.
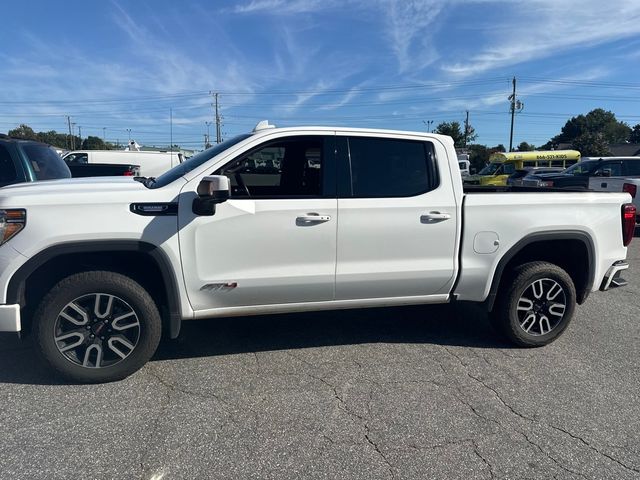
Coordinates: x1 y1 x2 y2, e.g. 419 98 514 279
1 241 639 480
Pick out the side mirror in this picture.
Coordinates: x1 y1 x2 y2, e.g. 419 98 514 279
192 175 230 216
602 169 612 177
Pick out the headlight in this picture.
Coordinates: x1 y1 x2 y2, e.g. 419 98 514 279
0 209 26 245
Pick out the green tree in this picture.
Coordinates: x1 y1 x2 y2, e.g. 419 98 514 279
468 144 488 172
37 130 73 149
547 108 631 147
629 124 640 143
516 141 535 151
82 136 108 150
8 124 38 140
571 132 610 157
435 121 477 148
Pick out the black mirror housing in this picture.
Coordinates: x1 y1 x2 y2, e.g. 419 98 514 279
192 175 231 216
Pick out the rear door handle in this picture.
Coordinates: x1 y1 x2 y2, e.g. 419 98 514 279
421 211 451 223
296 213 331 224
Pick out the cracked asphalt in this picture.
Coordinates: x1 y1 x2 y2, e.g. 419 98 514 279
1 240 639 479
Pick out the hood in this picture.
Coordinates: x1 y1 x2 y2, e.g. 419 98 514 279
0 176 149 206
528 173 572 180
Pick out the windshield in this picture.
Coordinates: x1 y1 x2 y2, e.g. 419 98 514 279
562 160 598 176
151 134 252 188
478 162 502 175
21 144 72 181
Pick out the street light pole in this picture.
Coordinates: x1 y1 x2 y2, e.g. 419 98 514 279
205 121 212 148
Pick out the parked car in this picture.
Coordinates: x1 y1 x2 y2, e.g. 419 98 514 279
524 157 640 188
507 167 565 186
0 122 633 383
62 150 184 178
0 134 71 187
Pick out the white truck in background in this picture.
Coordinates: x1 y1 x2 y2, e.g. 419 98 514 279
0 122 634 383
590 177 640 224
62 150 184 178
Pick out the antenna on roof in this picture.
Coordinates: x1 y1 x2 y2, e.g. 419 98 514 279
253 120 276 132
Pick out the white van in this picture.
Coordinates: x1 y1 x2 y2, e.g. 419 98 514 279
61 150 184 178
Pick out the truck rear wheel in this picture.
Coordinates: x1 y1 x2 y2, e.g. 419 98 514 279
490 261 576 347
32 271 162 383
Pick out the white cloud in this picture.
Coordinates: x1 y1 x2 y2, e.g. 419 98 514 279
384 0 444 72
442 0 640 76
234 0 327 14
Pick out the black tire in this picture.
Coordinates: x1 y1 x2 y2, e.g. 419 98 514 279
490 261 576 347
32 271 162 383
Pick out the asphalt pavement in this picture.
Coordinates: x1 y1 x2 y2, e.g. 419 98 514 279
1 237 639 479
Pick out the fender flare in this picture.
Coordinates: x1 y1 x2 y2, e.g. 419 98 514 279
7 240 182 338
486 231 595 311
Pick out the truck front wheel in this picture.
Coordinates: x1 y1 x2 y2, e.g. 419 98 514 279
33 271 162 383
490 261 577 347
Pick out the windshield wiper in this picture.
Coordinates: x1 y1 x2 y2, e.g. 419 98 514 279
144 177 156 188
133 176 156 188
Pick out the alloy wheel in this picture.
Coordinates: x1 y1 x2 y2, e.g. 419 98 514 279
516 278 566 336
53 293 141 368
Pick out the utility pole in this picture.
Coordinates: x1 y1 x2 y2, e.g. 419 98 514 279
66 115 73 150
126 128 132 147
212 92 222 144
507 77 523 151
464 110 470 148
78 126 82 146
71 122 77 150
103 127 106 142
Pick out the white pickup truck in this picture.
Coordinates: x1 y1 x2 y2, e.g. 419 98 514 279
0 122 635 383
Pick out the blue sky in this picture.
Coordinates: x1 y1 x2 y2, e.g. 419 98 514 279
2 0 640 150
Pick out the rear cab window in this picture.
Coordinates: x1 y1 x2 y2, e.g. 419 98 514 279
340 136 439 197
624 160 640 176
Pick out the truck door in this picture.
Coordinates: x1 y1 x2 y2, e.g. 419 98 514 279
335 135 458 300
178 134 337 312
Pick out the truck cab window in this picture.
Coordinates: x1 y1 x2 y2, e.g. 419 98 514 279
64 153 88 164
595 162 622 177
346 137 437 197
215 137 323 198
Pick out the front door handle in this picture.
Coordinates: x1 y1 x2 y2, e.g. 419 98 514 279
296 213 331 224
421 211 451 223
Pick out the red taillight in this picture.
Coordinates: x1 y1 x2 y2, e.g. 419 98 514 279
622 203 636 246
123 171 135 176
623 182 637 198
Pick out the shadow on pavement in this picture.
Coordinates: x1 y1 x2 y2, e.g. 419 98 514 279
153 302 512 362
0 302 512 385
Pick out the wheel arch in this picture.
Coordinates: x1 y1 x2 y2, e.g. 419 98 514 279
486 231 595 312
7 241 182 338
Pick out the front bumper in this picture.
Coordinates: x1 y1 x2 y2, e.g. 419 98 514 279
600 261 629 291
0 304 20 332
